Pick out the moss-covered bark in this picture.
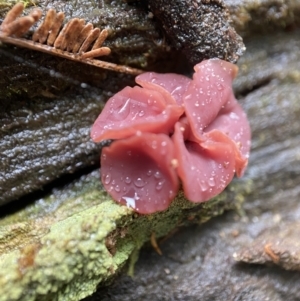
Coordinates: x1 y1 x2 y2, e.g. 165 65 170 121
0 169 251 301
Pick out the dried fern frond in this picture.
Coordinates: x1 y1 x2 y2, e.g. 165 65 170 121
0 3 143 75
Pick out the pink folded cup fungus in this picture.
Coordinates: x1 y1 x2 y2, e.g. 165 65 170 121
101 133 179 214
91 59 251 214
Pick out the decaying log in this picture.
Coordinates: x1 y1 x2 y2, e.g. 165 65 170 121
0 0 300 300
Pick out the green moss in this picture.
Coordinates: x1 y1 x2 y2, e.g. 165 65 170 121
0 172 252 301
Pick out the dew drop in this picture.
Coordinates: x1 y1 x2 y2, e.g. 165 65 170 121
156 180 165 191
195 101 200 107
125 176 131 184
146 169 152 176
134 177 146 187
199 180 208 192
216 83 224 91
154 171 162 179
152 140 158 149
114 185 121 192
208 177 215 187
104 173 111 184
229 112 239 120
138 110 145 117
127 150 132 156
111 98 130 120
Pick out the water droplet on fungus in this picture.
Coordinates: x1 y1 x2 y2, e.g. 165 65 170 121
216 82 224 91
112 98 131 120
104 173 111 184
152 140 158 149
134 177 146 187
156 180 165 191
125 176 132 184
208 177 215 187
199 180 208 192
154 171 162 179
146 169 152 176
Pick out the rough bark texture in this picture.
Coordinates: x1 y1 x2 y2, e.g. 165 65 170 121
0 0 169 205
226 0 300 36
148 0 245 65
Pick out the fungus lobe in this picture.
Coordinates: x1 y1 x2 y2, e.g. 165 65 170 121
91 59 251 214
101 133 179 214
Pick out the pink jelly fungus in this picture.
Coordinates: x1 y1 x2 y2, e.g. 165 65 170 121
91 85 184 141
91 59 251 214
101 133 179 214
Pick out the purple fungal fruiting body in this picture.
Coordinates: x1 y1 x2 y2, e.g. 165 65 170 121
101 133 179 214
91 59 251 214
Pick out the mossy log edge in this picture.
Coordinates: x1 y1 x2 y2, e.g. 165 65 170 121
0 178 251 301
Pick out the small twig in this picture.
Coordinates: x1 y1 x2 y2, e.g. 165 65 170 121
0 3 144 75
0 35 143 75
264 243 280 264
150 232 163 255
